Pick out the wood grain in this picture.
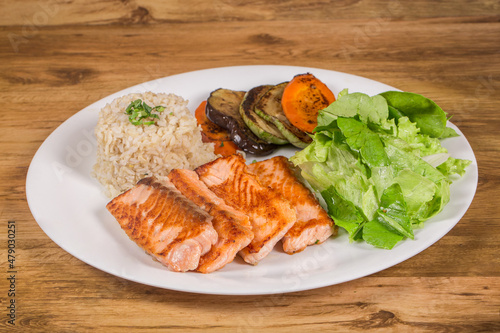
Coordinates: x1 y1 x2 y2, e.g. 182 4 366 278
1 0 499 26
1 0 499 332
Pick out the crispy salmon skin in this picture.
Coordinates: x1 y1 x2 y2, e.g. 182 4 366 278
247 156 336 254
195 154 296 265
106 177 217 272
168 169 253 273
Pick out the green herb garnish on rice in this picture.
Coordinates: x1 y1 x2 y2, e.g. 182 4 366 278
125 99 165 126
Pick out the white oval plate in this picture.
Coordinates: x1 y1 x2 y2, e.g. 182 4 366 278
26 65 478 295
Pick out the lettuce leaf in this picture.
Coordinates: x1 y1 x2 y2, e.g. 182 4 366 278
379 91 452 138
363 183 412 249
321 186 365 241
337 117 389 168
319 91 388 126
437 157 472 177
395 116 448 157
362 219 404 250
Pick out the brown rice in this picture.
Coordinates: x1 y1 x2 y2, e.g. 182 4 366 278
92 91 218 197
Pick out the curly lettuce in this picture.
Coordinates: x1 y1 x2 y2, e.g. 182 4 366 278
290 90 470 249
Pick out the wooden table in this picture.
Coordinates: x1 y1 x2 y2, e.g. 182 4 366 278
1 1 499 331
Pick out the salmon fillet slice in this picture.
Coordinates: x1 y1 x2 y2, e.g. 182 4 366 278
168 169 254 273
195 154 296 265
106 177 218 272
247 156 336 254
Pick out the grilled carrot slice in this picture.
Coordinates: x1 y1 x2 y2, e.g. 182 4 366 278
281 73 336 133
195 101 239 156
211 140 239 157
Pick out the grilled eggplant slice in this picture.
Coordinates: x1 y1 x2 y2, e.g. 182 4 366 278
255 82 312 148
240 85 288 145
206 88 277 156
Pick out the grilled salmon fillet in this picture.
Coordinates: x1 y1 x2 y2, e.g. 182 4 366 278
168 169 254 273
195 154 296 265
247 156 336 254
106 177 218 272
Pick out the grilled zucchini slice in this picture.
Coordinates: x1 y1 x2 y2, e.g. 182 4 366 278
240 85 289 145
254 82 312 148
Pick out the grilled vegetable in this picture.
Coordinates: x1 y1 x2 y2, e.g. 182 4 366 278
255 82 312 148
194 100 239 156
206 88 277 156
240 85 288 145
281 73 336 133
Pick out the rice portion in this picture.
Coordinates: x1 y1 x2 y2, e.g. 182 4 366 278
92 91 218 197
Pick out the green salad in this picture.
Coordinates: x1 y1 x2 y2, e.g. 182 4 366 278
290 89 471 249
